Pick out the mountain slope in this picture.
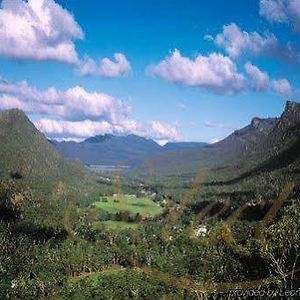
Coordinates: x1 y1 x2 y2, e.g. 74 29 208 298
0 108 113 232
52 134 207 167
0 109 89 191
213 100 300 184
52 134 162 166
163 142 207 151
0 109 61 180
149 101 300 177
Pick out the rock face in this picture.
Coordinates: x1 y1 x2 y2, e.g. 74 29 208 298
220 101 300 148
216 116 278 149
212 100 300 163
277 101 300 129
250 117 278 132
283 100 300 117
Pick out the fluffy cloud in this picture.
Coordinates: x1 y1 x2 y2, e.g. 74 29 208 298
0 0 132 75
260 0 300 32
271 78 293 98
35 119 136 138
79 53 131 77
149 49 245 95
245 62 270 91
0 78 180 142
0 80 130 122
215 23 277 58
214 23 299 64
245 62 293 97
34 118 180 142
147 121 180 141
0 0 83 63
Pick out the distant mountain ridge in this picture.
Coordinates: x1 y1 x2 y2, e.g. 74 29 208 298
51 134 207 167
149 101 300 176
163 141 207 151
2 100 300 181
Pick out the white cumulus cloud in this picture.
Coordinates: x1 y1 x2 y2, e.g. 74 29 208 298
79 53 131 77
245 62 270 91
0 0 83 63
147 121 180 141
0 80 130 122
35 119 128 138
244 62 293 97
271 78 293 98
34 118 180 143
214 23 277 58
260 0 300 32
213 23 300 64
0 77 180 142
148 49 245 95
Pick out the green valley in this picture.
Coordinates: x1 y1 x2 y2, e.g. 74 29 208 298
1 0 300 298
1 104 300 298
93 194 163 217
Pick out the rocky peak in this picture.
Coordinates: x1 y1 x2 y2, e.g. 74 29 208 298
283 100 300 117
250 117 263 129
278 100 300 128
249 117 278 133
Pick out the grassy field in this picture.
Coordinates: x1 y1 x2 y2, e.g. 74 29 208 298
94 220 139 231
93 194 163 217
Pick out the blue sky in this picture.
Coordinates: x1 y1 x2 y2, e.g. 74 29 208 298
0 0 299 143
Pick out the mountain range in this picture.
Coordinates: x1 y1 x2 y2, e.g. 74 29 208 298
50 134 207 167
149 100 300 178
1 100 300 183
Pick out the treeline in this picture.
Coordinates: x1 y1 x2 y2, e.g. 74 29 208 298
104 210 143 223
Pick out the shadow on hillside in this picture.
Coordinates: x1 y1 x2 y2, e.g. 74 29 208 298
204 137 300 186
10 171 23 180
11 222 68 242
205 191 256 201
0 204 19 222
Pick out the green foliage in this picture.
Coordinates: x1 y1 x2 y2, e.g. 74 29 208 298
259 202 300 289
63 269 182 299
